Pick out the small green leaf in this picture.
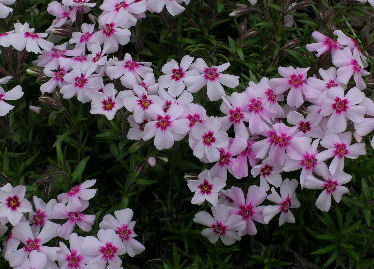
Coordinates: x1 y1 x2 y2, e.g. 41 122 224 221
311 244 336 255
71 156 90 182
137 178 158 185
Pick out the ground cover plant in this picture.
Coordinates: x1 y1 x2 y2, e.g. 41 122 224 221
1 0 374 268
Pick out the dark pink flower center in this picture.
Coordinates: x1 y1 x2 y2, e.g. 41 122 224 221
298 121 311 133
326 79 338 89
240 141 255 157
102 97 116 111
239 204 254 220
116 224 132 241
68 185 81 196
73 56 87 62
265 88 277 103
280 195 291 213
100 243 118 261
351 38 360 52
92 52 102 63
229 107 244 123
24 238 41 253
332 97 349 114
351 59 362 73
268 131 279 145
187 113 203 127
124 60 140 71
51 49 66 58
137 94 152 110
248 98 264 113
156 114 172 131
67 212 83 223
301 153 317 170
171 68 185 81
0 32 9 37
218 149 231 166
199 179 213 194
204 67 220 81
54 69 66 82
202 131 216 146
260 164 273 177
211 221 227 235
277 133 291 148
0 93 5 101
334 143 348 159
24 32 40 39
66 250 83 268
323 178 338 194
163 100 172 112
288 74 305 88
103 23 116 37
6 195 20 211
139 119 148 131
115 1 129 11
80 32 92 43
33 209 46 227
323 37 339 50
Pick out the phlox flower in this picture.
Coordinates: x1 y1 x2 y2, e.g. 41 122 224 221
304 162 351 211
35 43 69 71
57 179 97 209
334 30 368 67
0 76 23 116
69 23 96 52
60 65 103 103
0 0 15 18
132 72 159 95
99 208 145 257
187 169 226 206
90 83 123 120
263 178 300 226
54 202 95 239
158 55 196 97
8 221 59 268
40 67 67 94
287 110 323 138
193 204 246 245
147 0 186 16
306 31 340 58
251 157 283 191
223 186 266 236
355 117 374 148
47 1 77 30
82 229 125 268
333 47 370 90
189 117 229 162
320 86 365 133
185 59 239 101
62 0 96 8
106 53 153 86
143 104 190 150
8 23 54 54
87 43 108 67
270 66 319 108
29 196 58 234
57 233 90 269
158 88 193 113
0 184 32 226
126 115 149 140
231 139 259 179
317 131 366 175
182 103 207 130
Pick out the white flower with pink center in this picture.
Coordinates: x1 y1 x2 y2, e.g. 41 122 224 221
189 117 229 162
193 204 246 245
62 0 96 8
47 1 77 30
231 139 259 179
60 65 103 103
90 83 123 120
320 86 365 133
0 0 15 18
143 104 190 150
334 30 368 67
35 43 68 70
147 0 186 16
126 115 149 140
270 66 319 108
90 19 131 54
158 55 197 97
185 58 239 101
251 157 282 191
263 178 300 226
132 72 159 95
187 169 226 206
333 47 370 90
220 92 249 139
223 186 266 236
29 196 58 234
0 184 32 226
7 221 59 268
57 233 89 269
99 208 145 257
100 0 147 29
284 137 324 187
120 87 163 123
82 229 124 268
182 103 207 130
306 31 341 58
54 202 95 240
8 23 53 54
317 131 366 175
69 23 95 53
304 162 351 211
106 53 153 86
252 123 299 166
57 179 97 209
158 88 193 114
87 43 108 67
287 110 323 138
0 76 23 116
40 67 67 94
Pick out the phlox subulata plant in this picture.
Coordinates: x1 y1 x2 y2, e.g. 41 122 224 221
0 0 374 267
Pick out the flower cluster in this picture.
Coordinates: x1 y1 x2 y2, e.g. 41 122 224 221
0 180 144 268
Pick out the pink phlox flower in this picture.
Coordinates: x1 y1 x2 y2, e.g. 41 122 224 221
90 83 123 120
193 204 246 245
35 43 68 71
187 169 226 206
317 131 366 175
334 30 368 67
126 115 149 140
29 196 59 234
320 86 365 133
57 179 97 209
40 67 67 94
189 116 229 162
287 110 323 138
87 43 108 67
306 31 341 57
158 88 193 113
0 76 23 116
99 208 145 257
231 139 260 179
304 162 351 211
182 103 207 130
251 157 283 191
57 233 89 269
47 1 77 30
69 23 96 53
263 178 300 226
185 58 239 101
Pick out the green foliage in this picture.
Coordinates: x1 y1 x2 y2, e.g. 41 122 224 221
1 0 374 268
